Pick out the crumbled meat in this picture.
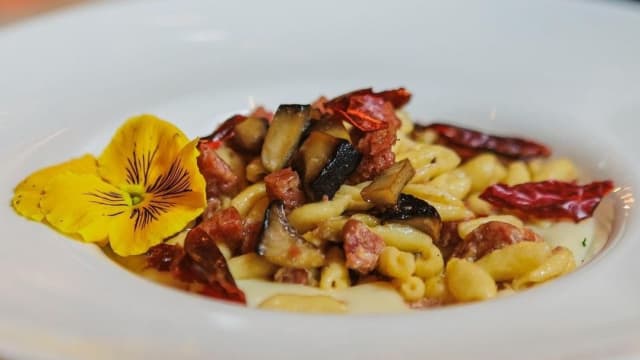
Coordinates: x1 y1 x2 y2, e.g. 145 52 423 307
342 219 385 274
349 101 401 183
197 145 240 198
198 207 244 252
452 221 541 261
273 267 317 286
264 168 305 209
240 219 263 255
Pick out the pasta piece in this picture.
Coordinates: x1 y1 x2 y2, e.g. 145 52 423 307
412 129 438 145
403 184 474 221
497 287 516 298
336 183 374 211
528 159 544 177
512 246 576 290
445 258 497 302
424 274 449 302
245 196 270 224
504 161 531 186
228 253 278 280
393 276 425 302
288 194 351 233
396 144 460 183
457 215 523 239
302 216 348 246
259 294 347 314
432 204 474 222
319 247 351 290
349 213 380 227
396 110 414 135
372 223 444 281
218 243 232 260
429 169 472 200
531 158 578 182
377 246 416 280
393 132 419 156
246 158 267 183
414 242 444 280
230 182 267 217
371 223 433 254
466 191 494 216
476 241 552 281
459 153 507 193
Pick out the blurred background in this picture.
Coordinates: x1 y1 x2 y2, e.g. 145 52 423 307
0 0 85 24
1 0 639 24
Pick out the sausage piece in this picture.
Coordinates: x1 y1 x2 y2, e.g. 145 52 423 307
452 221 540 261
342 219 385 274
264 167 306 210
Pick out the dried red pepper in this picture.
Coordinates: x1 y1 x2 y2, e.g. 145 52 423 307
323 87 411 132
201 114 247 144
145 228 246 304
375 87 412 108
424 123 551 160
325 87 411 111
182 227 246 304
480 180 614 222
339 95 390 131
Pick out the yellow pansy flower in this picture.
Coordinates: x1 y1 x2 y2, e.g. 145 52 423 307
12 154 97 221
14 114 207 256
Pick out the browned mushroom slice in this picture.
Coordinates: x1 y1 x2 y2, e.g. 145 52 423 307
295 131 361 201
257 201 325 269
261 104 311 172
378 194 442 240
361 159 415 207
232 116 268 153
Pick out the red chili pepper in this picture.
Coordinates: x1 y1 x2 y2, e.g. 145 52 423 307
322 88 411 132
340 94 392 131
480 180 614 222
376 87 412 108
183 227 246 304
325 87 412 112
425 123 551 160
146 230 246 304
201 114 247 143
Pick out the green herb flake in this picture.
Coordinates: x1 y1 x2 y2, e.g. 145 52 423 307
581 238 587 247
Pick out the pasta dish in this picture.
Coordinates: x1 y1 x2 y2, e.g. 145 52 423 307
12 87 615 313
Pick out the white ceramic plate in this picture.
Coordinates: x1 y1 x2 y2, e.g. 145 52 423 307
1 0 639 359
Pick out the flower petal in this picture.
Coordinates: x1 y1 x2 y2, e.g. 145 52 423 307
41 173 128 243
12 154 97 221
109 140 206 256
98 114 190 188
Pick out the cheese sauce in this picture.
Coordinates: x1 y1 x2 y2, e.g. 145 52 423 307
238 279 410 313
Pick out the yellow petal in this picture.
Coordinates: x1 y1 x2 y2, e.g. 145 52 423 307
98 114 190 188
41 173 128 243
109 139 206 256
12 154 97 221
